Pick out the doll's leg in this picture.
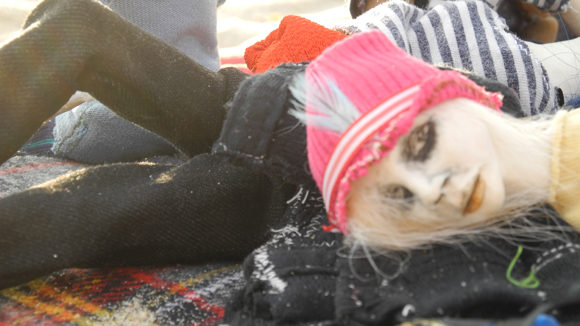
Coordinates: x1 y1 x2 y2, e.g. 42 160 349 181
0 0 247 165
44 0 222 164
0 154 293 290
526 37 580 102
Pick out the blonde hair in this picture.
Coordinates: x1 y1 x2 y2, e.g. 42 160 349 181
345 105 571 252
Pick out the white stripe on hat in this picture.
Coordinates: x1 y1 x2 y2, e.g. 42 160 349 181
322 84 421 215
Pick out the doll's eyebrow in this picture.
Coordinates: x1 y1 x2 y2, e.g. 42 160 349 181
403 120 436 162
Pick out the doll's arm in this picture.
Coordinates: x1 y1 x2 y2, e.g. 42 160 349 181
213 63 316 187
0 153 294 291
0 0 247 165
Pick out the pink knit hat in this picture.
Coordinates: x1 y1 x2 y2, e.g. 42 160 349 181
305 30 503 233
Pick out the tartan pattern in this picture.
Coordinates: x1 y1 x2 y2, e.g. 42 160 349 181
0 151 246 326
0 264 243 326
0 155 88 199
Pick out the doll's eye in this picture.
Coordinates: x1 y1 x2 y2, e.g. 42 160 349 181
403 120 436 162
380 185 415 207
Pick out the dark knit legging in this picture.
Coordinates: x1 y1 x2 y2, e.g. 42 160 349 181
0 0 247 163
0 0 292 290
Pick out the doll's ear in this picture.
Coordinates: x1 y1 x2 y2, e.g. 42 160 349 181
349 0 367 18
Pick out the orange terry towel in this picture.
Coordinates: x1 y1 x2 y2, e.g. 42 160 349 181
244 15 347 74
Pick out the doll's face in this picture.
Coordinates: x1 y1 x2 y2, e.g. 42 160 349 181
347 98 506 236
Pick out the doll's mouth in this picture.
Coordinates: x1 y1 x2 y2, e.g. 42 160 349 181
463 174 485 214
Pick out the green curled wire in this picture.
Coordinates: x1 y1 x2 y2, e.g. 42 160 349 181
506 246 540 289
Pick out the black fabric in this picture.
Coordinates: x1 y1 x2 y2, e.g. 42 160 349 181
334 235 580 325
0 0 247 165
440 68 526 117
0 154 294 290
213 63 580 325
225 206 580 326
224 190 342 326
2 1 580 325
463 73 526 117
213 63 315 188
0 0 292 291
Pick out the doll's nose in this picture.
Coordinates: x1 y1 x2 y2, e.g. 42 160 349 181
438 172 478 211
409 173 450 207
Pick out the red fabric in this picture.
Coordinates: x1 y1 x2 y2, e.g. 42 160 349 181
244 15 347 73
0 266 231 325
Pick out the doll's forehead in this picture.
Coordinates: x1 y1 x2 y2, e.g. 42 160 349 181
380 99 493 173
395 99 485 150
415 99 459 119
411 98 487 125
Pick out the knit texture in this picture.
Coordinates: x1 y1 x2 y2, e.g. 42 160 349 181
0 263 243 326
548 109 580 230
225 206 341 326
0 153 294 290
0 0 248 166
52 102 178 164
225 193 580 325
334 0 559 116
305 30 502 231
48 0 223 164
213 63 315 187
213 60 527 225
99 0 221 71
334 226 580 325
244 15 347 74
0 0 291 291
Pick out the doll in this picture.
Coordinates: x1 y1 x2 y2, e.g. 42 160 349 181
0 0 576 291
294 29 579 250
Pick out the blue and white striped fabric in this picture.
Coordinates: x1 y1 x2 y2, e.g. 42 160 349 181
333 0 566 116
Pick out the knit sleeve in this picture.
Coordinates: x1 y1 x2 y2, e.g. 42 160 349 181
333 0 558 115
548 109 580 230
